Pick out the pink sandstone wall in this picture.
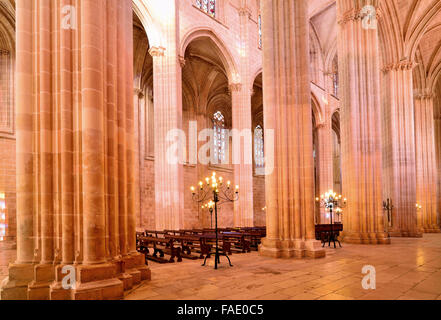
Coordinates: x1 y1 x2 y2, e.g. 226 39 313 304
0 137 16 241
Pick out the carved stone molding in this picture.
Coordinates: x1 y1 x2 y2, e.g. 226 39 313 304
134 87 144 99
414 89 434 100
148 46 166 58
338 6 381 25
178 55 186 68
238 7 251 19
382 59 415 72
229 82 243 93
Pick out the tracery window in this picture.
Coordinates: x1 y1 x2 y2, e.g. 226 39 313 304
0 49 13 135
196 0 216 17
258 14 262 49
254 125 264 169
213 111 226 163
332 57 339 97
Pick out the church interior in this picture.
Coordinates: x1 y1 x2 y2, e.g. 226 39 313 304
0 0 441 301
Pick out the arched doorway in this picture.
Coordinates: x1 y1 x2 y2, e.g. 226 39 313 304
133 12 155 229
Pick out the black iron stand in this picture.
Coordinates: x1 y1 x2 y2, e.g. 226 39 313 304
202 191 233 270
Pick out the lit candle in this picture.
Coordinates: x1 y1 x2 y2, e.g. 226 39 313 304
191 186 195 193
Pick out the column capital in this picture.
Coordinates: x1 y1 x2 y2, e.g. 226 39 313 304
238 7 251 18
149 46 166 58
414 88 434 100
178 55 186 68
382 59 415 72
338 6 381 26
229 82 243 93
134 87 144 99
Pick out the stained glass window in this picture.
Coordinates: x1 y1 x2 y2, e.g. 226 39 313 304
254 125 264 169
258 14 262 49
333 57 339 97
196 0 216 17
213 111 226 163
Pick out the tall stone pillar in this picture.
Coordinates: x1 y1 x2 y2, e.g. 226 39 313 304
231 83 254 227
414 90 440 233
0 0 149 301
230 7 254 227
337 0 390 244
258 0 325 259
316 120 334 224
382 60 420 237
435 100 441 231
150 0 184 231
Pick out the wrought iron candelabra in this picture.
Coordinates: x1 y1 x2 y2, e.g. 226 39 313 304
191 172 239 270
316 190 347 248
383 198 393 228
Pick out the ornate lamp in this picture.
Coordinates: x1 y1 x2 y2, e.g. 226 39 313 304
191 172 239 269
202 200 215 229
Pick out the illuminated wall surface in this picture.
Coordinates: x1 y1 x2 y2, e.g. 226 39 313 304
0 193 6 241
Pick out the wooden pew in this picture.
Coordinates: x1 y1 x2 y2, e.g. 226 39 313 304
145 230 169 238
221 232 251 253
165 234 211 260
138 236 182 263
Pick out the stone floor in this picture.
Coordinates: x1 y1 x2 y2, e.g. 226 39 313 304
1 236 441 300
124 234 441 300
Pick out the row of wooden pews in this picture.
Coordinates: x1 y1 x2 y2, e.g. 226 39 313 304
136 227 266 264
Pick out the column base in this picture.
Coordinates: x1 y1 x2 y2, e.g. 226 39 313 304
258 238 325 259
2 255 151 300
422 226 441 233
0 263 35 300
27 264 55 300
389 230 423 238
51 263 123 300
116 253 151 291
341 232 392 244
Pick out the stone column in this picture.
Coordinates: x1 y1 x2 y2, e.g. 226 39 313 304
337 0 390 244
258 0 325 259
316 120 334 224
382 60 420 237
414 91 440 233
435 101 441 231
230 7 254 228
134 88 145 229
150 1 184 231
0 0 149 301
231 83 254 228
